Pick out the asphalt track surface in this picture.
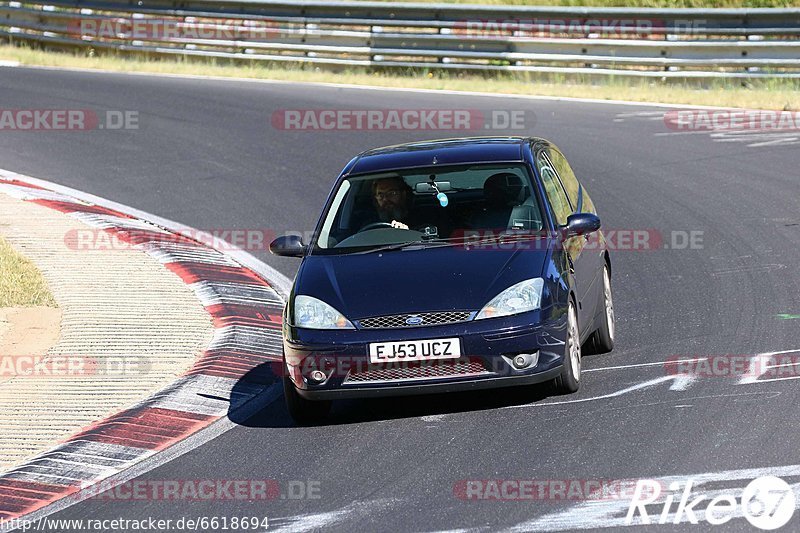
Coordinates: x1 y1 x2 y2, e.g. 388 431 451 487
2 67 800 532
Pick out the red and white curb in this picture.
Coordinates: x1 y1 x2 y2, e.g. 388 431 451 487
0 171 291 523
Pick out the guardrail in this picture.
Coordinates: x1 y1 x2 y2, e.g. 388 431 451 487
2 0 800 78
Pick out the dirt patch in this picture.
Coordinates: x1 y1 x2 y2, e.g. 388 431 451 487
0 307 62 384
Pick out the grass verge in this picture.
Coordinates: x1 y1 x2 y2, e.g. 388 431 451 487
0 235 58 307
1 43 798 111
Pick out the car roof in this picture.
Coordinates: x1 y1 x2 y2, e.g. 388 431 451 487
347 136 543 176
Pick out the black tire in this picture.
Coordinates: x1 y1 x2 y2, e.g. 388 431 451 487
553 300 581 394
591 265 615 354
284 377 331 425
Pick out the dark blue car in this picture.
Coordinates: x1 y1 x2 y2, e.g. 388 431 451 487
270 137 614 423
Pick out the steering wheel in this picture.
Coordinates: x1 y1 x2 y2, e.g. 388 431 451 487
359 222 396 232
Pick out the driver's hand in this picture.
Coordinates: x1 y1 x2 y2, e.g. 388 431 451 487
390 220 409 230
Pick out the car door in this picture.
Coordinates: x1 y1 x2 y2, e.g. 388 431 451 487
534 145 594 337
548 145 606 327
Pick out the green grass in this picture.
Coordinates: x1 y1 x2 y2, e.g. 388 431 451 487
0 236 57 307
2 42 798 111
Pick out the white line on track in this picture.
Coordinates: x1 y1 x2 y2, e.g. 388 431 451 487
738 348 800 385
751 375 800 384
766 360 800 370
583 358 706 373
501 375 694 410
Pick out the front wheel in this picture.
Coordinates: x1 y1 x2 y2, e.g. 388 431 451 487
284 377 331 425
553 301 581 394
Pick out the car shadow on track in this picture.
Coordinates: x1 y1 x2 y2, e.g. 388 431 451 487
228 362 557 428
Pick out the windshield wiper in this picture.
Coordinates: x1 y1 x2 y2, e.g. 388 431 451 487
347 232 550 255
350 239 455 254
463 232 546 245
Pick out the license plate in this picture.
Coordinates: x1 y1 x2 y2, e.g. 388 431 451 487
369 338 461 364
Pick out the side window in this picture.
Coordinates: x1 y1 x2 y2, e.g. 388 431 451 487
536 150 571 226
582 189 596 215
549 148 581 211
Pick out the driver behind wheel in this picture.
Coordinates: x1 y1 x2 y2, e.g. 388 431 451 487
352 176 451 237
371 176 414 229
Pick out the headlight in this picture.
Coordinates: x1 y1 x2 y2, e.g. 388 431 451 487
293 295 355 329
475 278 545 320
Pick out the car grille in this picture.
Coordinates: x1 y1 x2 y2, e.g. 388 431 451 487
343 359 491 385
358 311 472 329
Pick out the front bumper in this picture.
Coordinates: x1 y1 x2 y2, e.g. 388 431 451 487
296 364 563 400
283 307 568 401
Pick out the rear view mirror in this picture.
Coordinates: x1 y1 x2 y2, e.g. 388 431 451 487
415 181 451 193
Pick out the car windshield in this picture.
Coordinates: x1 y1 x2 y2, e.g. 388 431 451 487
312 163 545 254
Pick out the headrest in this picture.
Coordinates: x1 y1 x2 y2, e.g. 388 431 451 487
483 173 527 206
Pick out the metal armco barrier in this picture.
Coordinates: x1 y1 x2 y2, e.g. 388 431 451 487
2 0 800 78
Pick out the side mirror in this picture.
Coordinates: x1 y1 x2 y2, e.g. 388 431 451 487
563 213 601 239
269 234 305 257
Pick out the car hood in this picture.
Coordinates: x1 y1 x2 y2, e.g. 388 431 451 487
293 245 550 320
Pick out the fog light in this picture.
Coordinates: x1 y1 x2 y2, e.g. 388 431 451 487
309 369 327 383
510 352 538 369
